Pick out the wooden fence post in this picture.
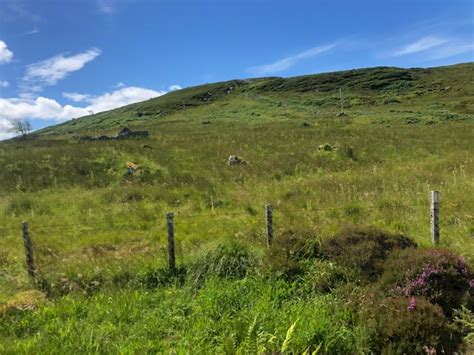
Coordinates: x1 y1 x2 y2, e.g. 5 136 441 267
167 212 176 272
430 191 440 245
265 204 273 247
21 221 37 280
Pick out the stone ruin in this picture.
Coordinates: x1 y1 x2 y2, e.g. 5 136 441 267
78 127 149 142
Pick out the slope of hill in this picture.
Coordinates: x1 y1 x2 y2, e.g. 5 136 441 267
1 63 473 353
38 62 474 135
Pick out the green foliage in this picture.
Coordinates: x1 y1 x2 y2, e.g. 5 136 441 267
263 229 320 278
301 260 355 294
359 296 464 354
188 240 259 284
379 248 473 316
321 225 417 281
453 306 474 346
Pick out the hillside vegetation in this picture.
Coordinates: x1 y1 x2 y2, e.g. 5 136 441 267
0 63 473 353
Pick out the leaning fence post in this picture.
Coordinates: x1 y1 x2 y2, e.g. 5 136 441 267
21 221 37 280
430 191 440 245
167 212 176 272
265 204 273 247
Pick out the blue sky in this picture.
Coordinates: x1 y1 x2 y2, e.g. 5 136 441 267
0 0 473 138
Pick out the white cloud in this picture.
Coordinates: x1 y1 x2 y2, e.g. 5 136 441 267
115 82 126 88
0 86 165 138
248 42 338 75
85 86 165 112
168 84 182 91
424 41 474 60
0 96 88 122
390 35 474 60
0 40 14 64
63 92 91 102
97 0 118 14
0 118 15 140
0 80 9 87
22 48 101 91
0 85 167 140
392 36 449 56
23 28 40 36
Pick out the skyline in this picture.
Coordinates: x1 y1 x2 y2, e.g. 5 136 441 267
0 0 473 139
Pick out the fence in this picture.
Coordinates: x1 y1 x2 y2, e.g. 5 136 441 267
17 191 445 282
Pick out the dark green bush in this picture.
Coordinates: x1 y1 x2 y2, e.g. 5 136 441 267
360 296 463 354
263 229 321 279
379 248 473 316
321 226 417 281
188 240 259 284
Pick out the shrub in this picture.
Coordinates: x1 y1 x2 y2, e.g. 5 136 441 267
360 296 463 354
188 240 259 284
321 226 417 281
263 230 320 279
379 248 473 316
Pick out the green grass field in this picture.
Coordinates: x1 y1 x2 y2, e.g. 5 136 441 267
0 63 473 353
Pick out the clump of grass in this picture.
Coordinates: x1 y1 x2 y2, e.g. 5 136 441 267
188 239 260 284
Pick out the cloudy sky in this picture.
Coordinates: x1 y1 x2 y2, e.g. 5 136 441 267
0 0 473 140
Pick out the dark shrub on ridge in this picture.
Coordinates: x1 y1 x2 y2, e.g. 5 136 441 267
321 225 417 281
379 248 473 316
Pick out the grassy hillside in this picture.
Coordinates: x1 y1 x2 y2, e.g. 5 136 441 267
1 63 473 353
38 62 474 134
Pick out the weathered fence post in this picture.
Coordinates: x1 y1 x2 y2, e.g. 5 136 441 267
430 191 440 245
21 221 37 280
265 204 273 247
167 212 176 272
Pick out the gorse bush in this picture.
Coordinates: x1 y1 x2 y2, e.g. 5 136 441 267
379 248 474 316
321 225 417 281
188 240 259 284
360 296 463 354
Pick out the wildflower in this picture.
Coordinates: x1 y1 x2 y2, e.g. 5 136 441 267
408 297 417 311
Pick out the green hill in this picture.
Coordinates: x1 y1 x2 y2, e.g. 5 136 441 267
1 63 473 353
38 62 474 135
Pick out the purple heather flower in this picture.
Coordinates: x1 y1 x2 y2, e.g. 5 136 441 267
408 297 417 311
469 279 474 289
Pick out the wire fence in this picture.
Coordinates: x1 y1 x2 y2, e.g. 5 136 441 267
2 189 473 285
0 199 472 234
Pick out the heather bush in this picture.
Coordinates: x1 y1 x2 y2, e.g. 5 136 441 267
321 226 417 281
359 296 463 354
379 248 474 316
